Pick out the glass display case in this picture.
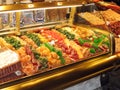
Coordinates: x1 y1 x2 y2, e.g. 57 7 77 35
0 1 120 90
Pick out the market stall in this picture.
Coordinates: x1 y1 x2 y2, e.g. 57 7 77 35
0 1 120 90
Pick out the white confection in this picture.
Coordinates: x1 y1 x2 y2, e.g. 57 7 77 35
118 35 120 38
0 49 19 69
106 21 110 25
49 40 55 45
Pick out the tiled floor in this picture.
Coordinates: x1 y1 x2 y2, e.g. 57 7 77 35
64 76 101 90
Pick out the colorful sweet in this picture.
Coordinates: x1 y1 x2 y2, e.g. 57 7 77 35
0 24 110 84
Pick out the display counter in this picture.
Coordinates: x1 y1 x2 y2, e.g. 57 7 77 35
0 1 120 90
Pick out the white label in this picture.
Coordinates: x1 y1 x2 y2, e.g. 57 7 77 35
15 70 22 76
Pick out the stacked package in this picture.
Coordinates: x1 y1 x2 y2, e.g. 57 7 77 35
101 9 120 37
77 9 120 37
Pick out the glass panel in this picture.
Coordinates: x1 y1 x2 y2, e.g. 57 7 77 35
0 12 16 35
0 3 112 86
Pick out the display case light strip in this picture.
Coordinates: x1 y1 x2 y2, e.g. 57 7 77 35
20 20 68 29
20 24 57 32
0 31 16 36
0 4 82 14
0 27 16 31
